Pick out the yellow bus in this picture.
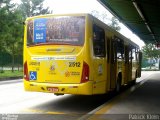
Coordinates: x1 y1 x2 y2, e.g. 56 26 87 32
23 13 142 95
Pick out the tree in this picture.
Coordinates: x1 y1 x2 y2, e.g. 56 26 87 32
4 8 24 72
0 0 12 50
0 0 12 55
0 0 15 71
91 10 108 23
142 43 159 59
0 0 23 72
10 14 23 72
0 7 7 53
0 0 52 72
109 17 121 31
91 10 121 31
91 10 101 19
20 0 51 18
142 43 160 69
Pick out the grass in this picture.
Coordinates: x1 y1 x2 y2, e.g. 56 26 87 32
0 70 23 79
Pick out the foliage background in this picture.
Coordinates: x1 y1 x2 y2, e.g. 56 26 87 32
0 0 50 72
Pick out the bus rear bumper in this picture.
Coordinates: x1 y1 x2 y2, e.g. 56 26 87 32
23 80 93 95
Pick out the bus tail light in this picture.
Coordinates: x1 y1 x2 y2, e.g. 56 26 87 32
81 61 89 83
24 61 29 81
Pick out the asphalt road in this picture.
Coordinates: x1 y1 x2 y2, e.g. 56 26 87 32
0 71 156 120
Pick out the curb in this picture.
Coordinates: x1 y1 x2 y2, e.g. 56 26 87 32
0 76 23 81
78 74 152 120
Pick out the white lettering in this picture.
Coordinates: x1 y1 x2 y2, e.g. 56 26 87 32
147 114 160 120
129 114 145 120
36 33 44 40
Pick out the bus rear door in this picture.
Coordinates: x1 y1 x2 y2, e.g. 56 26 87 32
92 24 106 94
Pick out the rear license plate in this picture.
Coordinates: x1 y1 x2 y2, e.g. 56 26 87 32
47 87 59 92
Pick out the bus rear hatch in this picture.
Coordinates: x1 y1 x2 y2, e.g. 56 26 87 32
25 15 88 84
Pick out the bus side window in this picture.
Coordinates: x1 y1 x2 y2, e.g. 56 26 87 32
129 45 132 61
93 24 106 57
132 47 136 61
116 38 124 59
136 48 140 61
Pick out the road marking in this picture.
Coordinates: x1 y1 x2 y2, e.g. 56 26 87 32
22 109 45 113
22 108 76 115
46 111 66 114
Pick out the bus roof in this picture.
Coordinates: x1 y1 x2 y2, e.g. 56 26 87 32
25 13 89 21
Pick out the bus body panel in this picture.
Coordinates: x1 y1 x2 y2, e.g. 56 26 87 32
25 45 84 84
23 14 141 95
24 80 93 95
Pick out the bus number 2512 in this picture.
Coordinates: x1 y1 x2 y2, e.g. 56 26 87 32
69 62 81 67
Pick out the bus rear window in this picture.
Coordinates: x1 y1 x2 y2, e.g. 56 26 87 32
27 16 85 46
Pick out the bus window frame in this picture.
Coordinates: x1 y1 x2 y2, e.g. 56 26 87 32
26 16 86 47
92 24 106 58
115 36 124 60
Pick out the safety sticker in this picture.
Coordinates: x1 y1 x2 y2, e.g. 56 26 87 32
29 71 37 80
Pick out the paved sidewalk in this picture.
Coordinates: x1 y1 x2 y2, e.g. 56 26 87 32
80 72 160 120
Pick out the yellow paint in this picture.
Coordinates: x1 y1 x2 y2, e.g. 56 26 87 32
23 108 65 114
24 13 141 95
22 108 45 113
46 111 66 115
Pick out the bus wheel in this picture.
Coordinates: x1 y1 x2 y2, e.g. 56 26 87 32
116 75 121 93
